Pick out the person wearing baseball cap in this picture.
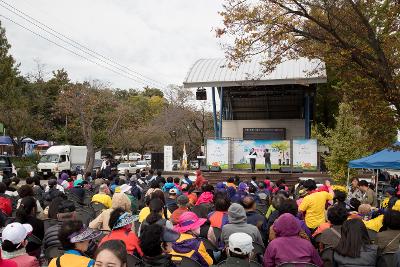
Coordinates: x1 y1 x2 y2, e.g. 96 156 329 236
1 222 39 267
170 195 190 225
166 188 178 213
170 212 213 266
48 220 100 267
218 232 255 266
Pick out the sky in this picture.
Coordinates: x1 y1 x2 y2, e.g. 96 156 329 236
0 0 225 91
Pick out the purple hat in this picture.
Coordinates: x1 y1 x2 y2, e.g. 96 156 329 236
216 182 226 191
174 212 206 233
60 172 69 181
238 182 249 191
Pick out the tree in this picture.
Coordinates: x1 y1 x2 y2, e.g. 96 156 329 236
0 21 41 154
0 20 19 91
217 0 400 118
158 85 214 159
56 81 126 171
142 86 164 98
319 103 370 182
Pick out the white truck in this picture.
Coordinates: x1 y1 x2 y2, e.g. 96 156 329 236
37 145 98 177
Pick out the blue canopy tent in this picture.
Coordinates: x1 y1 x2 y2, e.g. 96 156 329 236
0 136 13 145
348 142 400 169
348 142 400 195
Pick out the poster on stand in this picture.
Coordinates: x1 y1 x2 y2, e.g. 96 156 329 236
232 140 290 170
206 139 229 170
293 139 318 171
164 146 173 171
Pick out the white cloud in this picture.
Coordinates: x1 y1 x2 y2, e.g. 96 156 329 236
1 0 225 89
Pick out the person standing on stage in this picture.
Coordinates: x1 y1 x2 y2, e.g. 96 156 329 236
263 149 271 173
249 148 257 173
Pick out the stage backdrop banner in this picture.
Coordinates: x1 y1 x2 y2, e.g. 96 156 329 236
206 139 229 170
293 139 318 171
232 140 290 170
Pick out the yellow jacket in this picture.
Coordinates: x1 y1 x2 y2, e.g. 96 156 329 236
48 250 94 267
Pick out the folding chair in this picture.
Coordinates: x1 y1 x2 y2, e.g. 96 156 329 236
200 237 218 251
75 208 93 225
66 192 83 206
44 246 64 260
277 262 320 267
256 202 269 216
134 220 141 235
252 241 265 263
200 237 221 262
320 247 334 267
175 256 202 267
127 254 142 266
43 219 59 230
377 252 395 267
90 202 107 217
367 229 377 241
217 259 262 266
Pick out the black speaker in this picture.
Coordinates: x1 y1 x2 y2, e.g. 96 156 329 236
210 166 222 172
292 167 303 173
199 166 210 172
279 167 303 173
151 152 164 170
196 88 207 100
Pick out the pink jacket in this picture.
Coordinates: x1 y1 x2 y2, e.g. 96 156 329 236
6 255 38 267
0 251 17 267
195 192 214 206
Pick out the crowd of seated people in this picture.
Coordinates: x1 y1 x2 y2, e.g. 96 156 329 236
1 169 400 267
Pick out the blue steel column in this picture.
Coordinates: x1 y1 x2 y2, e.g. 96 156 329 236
219 87 224 138
211 87 219 138
305 92 310 139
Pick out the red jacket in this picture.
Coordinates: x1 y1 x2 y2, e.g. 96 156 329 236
100 229 143 256
0 250 17 267
0 195 12 216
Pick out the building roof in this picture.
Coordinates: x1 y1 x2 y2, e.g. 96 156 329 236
183 57 326 88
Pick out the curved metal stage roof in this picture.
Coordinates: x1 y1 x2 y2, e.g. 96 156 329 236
183 57 327 88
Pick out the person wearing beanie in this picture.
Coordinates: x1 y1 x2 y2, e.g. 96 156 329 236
171 195 190 225
231 182 249 203
221 203 263 246
218 232 255 267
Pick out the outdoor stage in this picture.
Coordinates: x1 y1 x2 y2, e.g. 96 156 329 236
163 170 331 186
